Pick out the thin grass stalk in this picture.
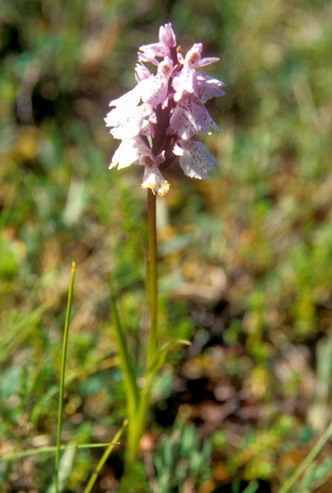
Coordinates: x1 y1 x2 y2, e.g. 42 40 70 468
277 419 332 493
55 262 76 493
84 420 128 493
0 443 120 462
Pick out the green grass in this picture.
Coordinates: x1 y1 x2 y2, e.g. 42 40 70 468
54 262 76 492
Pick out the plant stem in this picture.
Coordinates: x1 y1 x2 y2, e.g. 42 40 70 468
126 190 158 463
146 189 158 371
55 262 76 493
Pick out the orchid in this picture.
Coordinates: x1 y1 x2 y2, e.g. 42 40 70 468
105 23 225 196
104 26 225 472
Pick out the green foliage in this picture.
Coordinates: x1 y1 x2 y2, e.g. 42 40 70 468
298 457 332 493
153 420 212 492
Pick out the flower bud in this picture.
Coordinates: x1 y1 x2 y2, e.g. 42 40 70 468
159 23 176 48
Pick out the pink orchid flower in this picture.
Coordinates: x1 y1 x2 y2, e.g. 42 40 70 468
105 23 225 196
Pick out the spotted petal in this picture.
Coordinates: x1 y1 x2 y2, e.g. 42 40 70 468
173 140 217 179
170 96 219 139
196 72 225 103
110 138 140 169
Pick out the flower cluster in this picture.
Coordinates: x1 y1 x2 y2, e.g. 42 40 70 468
105 23 225 196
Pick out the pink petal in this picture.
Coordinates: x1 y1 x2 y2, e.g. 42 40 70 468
139 42 166 58
172 68 196 102
137 52 159 66
196 72 225 103
159 23 176 48
184 43 203 68
170 96 219 140
197 57 220 67
173 140 217 179
157 58 174 78
135 63 152 82
139 76 168 108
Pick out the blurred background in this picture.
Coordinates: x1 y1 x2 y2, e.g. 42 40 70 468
1 0 331 491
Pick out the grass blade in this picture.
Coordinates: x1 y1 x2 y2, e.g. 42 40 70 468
83 419 128 493
277 419 332 493
48 446 76 493
0 442 119 462
55 262 76 493
243 481 259 493
109 277 138 417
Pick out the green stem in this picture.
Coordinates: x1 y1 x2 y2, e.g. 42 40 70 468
126 372 154 463
277 420 332 493
126 190 158 463
55 262 76 493
146 189 158 371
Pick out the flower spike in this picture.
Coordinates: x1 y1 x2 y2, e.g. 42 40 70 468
105 23 225 196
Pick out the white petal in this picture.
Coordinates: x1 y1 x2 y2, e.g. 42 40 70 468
197 57 220 67
141 165 170 196
172 68 195 102
173 142 185 157
138 42 168 64
110 139 140 169
139 42 165 57
175 140 217 179
140 76 168 108
106 104 155 140
170 103 198 140
135 63 152 82
109 85 141 108
170 97 219 139
196 72 225 103
109 116 143 139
